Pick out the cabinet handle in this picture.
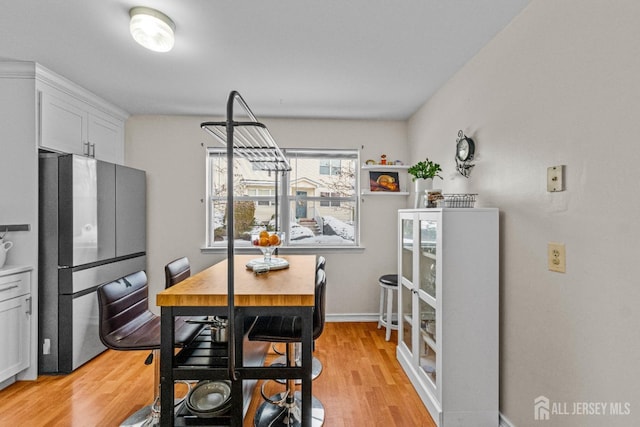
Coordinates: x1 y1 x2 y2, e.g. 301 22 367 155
83 141 90 156
25 296 32 315
90 143 96 158
0 283 19 292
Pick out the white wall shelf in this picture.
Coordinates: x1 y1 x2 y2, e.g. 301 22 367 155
361 164 410 195
361 164 409 170
361 190 409 196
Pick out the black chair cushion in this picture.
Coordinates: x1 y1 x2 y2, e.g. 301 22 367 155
248 269 326 343
379 274 398 286
97 270 200 351
248 316 303 343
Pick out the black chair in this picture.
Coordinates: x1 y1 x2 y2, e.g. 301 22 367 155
164 256 191 287
248 268 327 426
97 270 201 426
165 257 209 324
271 256 326 380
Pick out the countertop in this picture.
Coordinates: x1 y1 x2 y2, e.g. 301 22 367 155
0 265 33 277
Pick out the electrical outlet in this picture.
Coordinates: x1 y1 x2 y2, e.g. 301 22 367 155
548 242 566 273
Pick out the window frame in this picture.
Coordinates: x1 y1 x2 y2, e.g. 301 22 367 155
205 147 360 249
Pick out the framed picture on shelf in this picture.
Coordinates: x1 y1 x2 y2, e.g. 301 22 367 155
369 171 400 192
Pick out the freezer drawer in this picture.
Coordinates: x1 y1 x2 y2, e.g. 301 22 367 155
59 290 106 372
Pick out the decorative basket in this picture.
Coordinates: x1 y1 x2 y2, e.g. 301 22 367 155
442 193 477 208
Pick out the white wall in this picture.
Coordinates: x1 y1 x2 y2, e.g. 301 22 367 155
125 115 408 318
408 1 640 425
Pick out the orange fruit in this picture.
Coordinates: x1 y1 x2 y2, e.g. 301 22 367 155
259 237 269 246
269 234 280 246
259 230 269 239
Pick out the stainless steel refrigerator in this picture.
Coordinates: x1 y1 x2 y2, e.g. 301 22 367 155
38 154 147 373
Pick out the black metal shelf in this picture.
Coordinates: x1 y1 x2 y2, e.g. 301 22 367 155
160 92 310 427
201 91 291 172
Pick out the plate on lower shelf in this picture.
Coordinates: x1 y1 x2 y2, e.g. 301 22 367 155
186 380 232 418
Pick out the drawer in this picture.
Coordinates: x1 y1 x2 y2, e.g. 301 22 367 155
0 272 30 302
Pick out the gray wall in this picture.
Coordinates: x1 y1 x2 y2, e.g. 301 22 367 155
408 0 640 426
125 115 408 319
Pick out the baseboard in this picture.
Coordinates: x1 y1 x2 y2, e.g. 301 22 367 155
500 412 516 427
326 313 378 322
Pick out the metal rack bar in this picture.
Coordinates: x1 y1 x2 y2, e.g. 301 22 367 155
200 91 291 384
201 93 291 172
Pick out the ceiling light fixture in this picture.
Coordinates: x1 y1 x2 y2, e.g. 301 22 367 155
129 6 175 52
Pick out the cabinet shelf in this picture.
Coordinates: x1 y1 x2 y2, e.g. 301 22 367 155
361 190 409 196
361 164 409 170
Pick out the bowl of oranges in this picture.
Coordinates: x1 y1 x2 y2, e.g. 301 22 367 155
251 230 284 264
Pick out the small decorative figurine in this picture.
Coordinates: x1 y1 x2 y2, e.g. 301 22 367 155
380 154 387 165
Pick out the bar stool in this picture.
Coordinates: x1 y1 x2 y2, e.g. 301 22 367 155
270 256 326 381
97 271 201 426
247 268 327 427
377 274 399 341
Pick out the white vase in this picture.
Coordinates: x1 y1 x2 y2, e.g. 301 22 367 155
413 178 433 208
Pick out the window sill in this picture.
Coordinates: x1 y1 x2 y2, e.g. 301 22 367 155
200 245 365 254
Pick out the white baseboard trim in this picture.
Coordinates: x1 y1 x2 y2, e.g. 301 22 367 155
500 412 516 427
326 313 378 322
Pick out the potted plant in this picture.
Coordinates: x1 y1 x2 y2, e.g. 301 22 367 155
408 158 442 207
408 158 442 181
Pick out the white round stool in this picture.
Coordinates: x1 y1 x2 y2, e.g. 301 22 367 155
377 274 399 341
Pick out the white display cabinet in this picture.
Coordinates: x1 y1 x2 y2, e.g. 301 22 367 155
397 208 499 426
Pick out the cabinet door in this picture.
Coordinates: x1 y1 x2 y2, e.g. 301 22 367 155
88 114 123 164
399 215 415 353
39 91 88 155
0 295 30 381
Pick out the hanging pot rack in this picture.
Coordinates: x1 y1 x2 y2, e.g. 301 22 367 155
200 91 290 381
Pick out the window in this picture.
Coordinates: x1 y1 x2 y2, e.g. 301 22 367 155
206 148 359 247
319 159 341 176
320 192 341 207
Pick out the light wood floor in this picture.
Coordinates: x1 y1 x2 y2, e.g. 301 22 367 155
0 322 435 427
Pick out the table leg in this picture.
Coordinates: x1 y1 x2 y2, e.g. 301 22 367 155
160 307 175 427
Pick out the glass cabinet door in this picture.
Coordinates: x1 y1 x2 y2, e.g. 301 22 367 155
418 298 437 386
401 217 414 285
401 285 413 352
419 219 437 299
400 217 414 352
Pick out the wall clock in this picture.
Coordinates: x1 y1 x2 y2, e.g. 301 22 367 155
455 130 475 178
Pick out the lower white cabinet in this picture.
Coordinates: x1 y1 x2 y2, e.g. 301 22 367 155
397 208 499 426
0 270 31 383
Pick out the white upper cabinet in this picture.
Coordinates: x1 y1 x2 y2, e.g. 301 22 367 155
87 112 123 164
35 64 128 164
39 91 87 156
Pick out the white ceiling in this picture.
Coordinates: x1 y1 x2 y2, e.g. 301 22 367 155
0 0 530 120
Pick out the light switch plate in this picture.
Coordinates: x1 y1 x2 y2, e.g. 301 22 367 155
547 165 565 192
